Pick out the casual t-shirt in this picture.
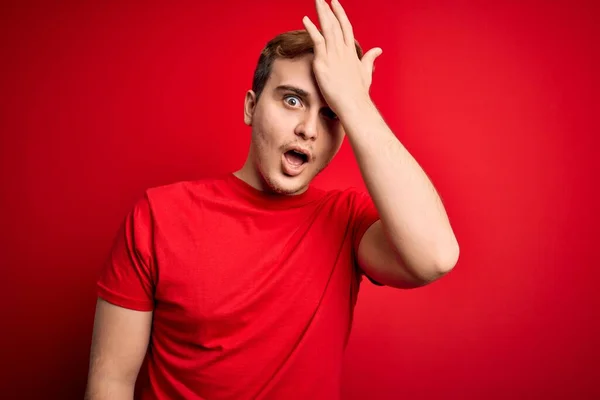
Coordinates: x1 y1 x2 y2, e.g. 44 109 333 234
97 173 381 399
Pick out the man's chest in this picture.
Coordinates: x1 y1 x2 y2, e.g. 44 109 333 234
149 208 357 344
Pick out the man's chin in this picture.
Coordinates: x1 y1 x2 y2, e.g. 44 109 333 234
265 172 311 196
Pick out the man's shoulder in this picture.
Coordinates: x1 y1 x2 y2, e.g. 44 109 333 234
307 185 375 224
318 185 371 205
133 175 231 216
145 175 228 199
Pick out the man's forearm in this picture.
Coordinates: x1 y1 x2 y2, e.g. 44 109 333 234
340 97 459 274
84 378 135 400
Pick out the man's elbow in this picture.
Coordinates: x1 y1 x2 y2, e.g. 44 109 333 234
407 240 460 284
431 241 460 280
435 239 460 274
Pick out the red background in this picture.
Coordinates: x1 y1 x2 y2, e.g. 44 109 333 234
1 0 598 398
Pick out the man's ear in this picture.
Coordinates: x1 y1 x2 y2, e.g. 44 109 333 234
244 90 257 126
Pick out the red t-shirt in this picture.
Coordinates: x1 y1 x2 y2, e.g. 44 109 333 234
97 173 380 399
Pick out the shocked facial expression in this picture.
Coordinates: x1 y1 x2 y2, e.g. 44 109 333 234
243 53 345 196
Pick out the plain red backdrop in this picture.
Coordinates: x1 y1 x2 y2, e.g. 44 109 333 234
1 0 598 398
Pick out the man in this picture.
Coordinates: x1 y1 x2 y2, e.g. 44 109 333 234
85 0 460 399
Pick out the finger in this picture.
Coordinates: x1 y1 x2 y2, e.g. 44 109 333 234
315 0 342 49
330 0 355 47
302 16 326 55
362 47 383 76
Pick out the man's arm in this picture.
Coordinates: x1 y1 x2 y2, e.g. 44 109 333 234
348 100 460 288
85 298 152 400
302 0 459 288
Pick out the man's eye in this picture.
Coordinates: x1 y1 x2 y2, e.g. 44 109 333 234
284 95 302 107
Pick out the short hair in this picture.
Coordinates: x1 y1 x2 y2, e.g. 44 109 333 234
251 29 364 100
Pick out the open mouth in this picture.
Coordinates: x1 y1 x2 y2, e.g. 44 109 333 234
282 149 310 177
284 149 309 166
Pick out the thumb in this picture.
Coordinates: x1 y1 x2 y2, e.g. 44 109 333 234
362 47 383 74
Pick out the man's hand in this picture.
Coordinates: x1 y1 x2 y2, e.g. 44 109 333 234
302 1 460 287
302 0 383 118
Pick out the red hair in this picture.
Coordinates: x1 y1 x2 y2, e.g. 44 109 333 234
251 29 364 99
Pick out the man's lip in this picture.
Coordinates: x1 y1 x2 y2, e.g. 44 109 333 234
285 146 312 162
281 153 308 176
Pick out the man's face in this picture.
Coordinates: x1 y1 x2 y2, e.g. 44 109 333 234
243 53 345 195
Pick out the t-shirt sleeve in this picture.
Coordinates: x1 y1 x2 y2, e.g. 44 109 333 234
97 195 156 311
350 189 384 286
351 190 380 253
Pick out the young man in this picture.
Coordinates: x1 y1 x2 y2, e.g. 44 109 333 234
85 0 459 399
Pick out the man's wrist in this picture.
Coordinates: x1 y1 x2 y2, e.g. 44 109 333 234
338 96 382 134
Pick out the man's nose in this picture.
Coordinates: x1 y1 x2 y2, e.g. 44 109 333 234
294 113 319 141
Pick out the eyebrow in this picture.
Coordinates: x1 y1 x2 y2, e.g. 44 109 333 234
274 85 311 99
